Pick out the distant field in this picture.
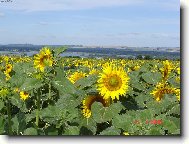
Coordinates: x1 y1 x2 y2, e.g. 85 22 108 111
0 46 180 59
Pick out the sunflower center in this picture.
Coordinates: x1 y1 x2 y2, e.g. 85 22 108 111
105 74 122 91
109 76 119 86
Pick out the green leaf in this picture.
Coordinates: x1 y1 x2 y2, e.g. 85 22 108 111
75 75 97 89
63 126 79 135
79 117 97 135
145 126 164 135
56 94 80 109
91 101 124 123
135 94 153 108
45 126 58 135
40 105 61 124
52 77 77 95
142 72 161 85
25 112 36 123
99 126 121 135
12 112 27 135
23 127 38 135
112 114 133 131
52 46 67 56
91 102 106 123
10 94 27 112
162 118 178 134
103 102 124 121
0 100 4 111
136 109 154 122
166 104 180 115
0 72 6 87
9 73 27 88
20 78 43 91
0 117 5 134
55 67 66 79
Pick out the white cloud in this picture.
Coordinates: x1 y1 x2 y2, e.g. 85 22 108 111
0 0 179 12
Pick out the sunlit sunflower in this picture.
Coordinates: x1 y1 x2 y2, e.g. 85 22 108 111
68 71 86 84
97 63 129 100
20 91 29 101
33 47 53 72
4 63 13 81
82 94 110 118
160 60 173 80
3 56 9 63
89 68 99 75
150 81 175 101
123 132 129 135
177 67 180 75
5 63 13 73
174 88 180 101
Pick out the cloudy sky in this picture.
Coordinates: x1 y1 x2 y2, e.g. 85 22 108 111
0 0 180 47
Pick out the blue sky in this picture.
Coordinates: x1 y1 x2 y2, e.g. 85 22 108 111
0 0 180 47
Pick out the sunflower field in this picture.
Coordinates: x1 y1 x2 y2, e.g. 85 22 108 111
0 47 180 135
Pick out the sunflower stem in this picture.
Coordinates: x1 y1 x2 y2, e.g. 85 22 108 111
49 82 51 98
7 99 12 135
36 89 40 127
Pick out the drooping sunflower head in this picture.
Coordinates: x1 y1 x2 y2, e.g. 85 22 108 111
150 81 175 101
160 60 173 80
97 63 129 100
34 47 53 72
82 94 110 118
68 71 86 84
20 91 29 101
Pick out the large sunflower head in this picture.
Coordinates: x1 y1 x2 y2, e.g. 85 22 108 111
97 63 129 100
34 47 53 72
82 94 110 118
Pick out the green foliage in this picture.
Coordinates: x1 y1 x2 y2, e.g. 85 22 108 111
23 128 38 135
0 49 180 136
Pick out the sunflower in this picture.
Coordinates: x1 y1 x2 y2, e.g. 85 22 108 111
123 132 130 135
97 63 129 100
160 60 173 80
89 68 99 75
68 71 86 84
34 47 53 72
150 81 175 101
20 91 29 101
4 63 13 81
174 88 180 101
82 94 110 118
